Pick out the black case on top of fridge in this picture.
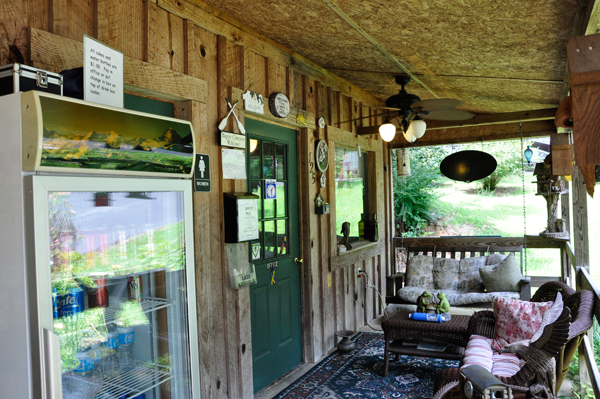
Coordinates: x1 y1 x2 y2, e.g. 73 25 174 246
0 63 63 96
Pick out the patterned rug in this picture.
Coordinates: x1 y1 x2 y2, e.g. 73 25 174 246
272 332 459 399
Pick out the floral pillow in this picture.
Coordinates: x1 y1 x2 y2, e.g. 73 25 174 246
491 297 553 350
405 255 435 290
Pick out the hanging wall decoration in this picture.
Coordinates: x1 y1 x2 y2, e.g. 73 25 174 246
269 92 290 118
242 90 264 114
318 116 326 129
315 139 329 172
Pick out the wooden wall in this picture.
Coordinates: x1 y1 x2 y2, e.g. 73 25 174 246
0 0 392 397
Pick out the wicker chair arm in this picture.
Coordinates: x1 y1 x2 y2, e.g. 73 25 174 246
467 310 496 339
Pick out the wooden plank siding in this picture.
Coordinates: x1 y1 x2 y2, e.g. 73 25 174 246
3 0 390 397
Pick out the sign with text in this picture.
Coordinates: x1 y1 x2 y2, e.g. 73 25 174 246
84 35 124 108
220 131 246 149
194 153 210 192
265 179 277 199
237 199 259 241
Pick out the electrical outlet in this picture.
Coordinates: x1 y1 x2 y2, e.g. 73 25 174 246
327 274 332 288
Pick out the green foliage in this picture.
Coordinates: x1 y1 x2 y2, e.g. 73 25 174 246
393 147 448 236
461 141 524 192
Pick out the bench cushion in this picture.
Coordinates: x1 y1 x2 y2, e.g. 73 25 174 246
398 286 520 306
405 255 435 290
433 258 460 290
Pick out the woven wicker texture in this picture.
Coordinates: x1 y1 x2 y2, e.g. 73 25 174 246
432 281 594 398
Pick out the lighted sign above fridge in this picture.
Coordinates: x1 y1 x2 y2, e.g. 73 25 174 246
20 91 196 177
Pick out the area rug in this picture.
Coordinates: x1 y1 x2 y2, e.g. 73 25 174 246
273 332 459 399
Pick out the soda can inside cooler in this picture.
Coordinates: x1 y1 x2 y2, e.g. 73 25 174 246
88 274 109 309
59 287 84 317
127 275 143 302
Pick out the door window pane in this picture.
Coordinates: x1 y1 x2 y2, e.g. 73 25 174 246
263 143 274 179
275 144 285 180
277 219 287 255
249 139 261 179
250 181 263 218
264 221 276 259
276 182 286 218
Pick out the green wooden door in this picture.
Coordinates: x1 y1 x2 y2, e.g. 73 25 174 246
246 119 302 392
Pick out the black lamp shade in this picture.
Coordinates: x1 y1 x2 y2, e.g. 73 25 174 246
440 150 497 183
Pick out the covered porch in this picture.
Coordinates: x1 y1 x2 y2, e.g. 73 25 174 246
3 0 600 397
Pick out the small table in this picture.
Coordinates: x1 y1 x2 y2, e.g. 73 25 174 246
381 311 471 377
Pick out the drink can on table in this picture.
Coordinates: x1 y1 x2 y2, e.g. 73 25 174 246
59 287 84 317
88 276 109 308
127 275 143 302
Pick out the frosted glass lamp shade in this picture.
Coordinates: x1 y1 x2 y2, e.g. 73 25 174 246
397 148 411 177
403 129 416 143
379 122 396 142
410 118 427 138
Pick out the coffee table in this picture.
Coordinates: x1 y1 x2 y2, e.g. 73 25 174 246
381 311 471 377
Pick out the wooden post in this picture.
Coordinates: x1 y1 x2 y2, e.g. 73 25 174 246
572 166 590 269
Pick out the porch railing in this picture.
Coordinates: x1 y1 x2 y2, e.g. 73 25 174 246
392 235 600 397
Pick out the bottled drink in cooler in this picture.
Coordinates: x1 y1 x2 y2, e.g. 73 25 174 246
117 326 135 372
73 347 94 378
89 343 102 377
102 326 120 378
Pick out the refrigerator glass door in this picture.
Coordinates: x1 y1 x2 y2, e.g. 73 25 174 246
33 176 199 399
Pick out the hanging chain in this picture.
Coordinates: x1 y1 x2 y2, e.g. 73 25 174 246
520 122 528 275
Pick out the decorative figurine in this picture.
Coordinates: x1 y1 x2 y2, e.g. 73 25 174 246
416 291 432 313
340 222 352 250
435 292 451 314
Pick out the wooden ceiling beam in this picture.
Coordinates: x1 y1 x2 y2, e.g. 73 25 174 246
387 120 557 149
357 108 557 136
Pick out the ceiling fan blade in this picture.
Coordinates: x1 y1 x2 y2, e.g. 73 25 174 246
360 104 402 110
422 109 475 121
412 98 463 111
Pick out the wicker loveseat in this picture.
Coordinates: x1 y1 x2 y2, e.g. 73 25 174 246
432 281 594 398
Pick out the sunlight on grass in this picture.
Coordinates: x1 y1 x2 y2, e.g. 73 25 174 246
433 174 562 276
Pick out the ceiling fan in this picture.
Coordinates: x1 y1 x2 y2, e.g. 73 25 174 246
366 75 475 142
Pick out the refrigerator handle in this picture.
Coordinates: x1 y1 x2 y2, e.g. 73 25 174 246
42 328 62 399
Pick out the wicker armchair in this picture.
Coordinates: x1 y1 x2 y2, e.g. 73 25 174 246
433 281 594 398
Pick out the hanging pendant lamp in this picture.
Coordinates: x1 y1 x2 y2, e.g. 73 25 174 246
440 150 497 183
397 148 411 177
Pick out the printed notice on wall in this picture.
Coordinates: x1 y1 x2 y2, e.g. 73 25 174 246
237 199 259 241
84 35 124 108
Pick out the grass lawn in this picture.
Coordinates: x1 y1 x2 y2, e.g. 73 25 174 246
431 173 566 278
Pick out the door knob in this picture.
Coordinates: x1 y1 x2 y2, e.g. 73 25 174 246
294 257 304 265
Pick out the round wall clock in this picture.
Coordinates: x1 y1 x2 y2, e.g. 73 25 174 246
269 92 290 118
316 139 329 172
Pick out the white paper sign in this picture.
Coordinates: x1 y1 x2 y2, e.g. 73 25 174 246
237 199 259 241
222 148 247 179
84 35 124 108
242 90 264 114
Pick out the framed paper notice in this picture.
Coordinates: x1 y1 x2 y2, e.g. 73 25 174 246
84 35 124 108
237 199 259 241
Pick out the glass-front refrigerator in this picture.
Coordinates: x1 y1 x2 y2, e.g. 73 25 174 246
0 91 200 399
33 176 199 399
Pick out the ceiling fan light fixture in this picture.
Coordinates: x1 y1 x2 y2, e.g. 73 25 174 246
409 115 427 139
403 129 416 143
379 119 396 142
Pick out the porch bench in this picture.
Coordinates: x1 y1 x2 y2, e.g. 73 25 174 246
387 243 531 308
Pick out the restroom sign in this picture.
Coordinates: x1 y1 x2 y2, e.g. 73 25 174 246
194 154 211 192
265 179 277 199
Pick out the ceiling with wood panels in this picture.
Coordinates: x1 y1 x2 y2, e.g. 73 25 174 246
196 0 599 143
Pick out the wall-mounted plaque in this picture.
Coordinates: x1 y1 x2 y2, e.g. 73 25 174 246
269 92 290 118
316 139 329 172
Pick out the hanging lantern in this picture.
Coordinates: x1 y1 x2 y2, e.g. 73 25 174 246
524 146 533 165
397 148 411 177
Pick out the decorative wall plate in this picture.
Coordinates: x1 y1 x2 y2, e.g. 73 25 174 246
269 92 290 118
316 139 329 172
318 116 325 128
